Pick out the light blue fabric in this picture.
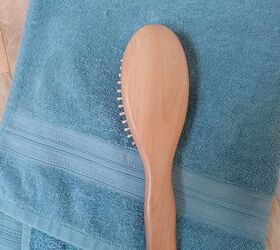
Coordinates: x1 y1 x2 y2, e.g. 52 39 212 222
0 0 280 249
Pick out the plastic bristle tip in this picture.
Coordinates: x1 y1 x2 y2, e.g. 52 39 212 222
119 57 134 144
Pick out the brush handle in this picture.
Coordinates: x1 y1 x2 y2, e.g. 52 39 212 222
144 161 177 250
120 24 188 250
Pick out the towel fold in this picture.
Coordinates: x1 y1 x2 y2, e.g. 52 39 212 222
0 0 280 249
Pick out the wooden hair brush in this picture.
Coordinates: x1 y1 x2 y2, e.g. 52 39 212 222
118 24 189 250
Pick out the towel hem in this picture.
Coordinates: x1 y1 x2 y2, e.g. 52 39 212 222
0 114 273 241
0 199 123 250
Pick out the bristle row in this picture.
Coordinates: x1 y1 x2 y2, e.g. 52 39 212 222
117 58 135 145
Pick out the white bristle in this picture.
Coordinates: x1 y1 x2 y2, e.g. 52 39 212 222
118 57 134 146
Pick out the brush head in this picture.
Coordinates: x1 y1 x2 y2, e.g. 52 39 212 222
118 24 189 165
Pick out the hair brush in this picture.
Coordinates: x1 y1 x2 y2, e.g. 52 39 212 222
118 24 189 250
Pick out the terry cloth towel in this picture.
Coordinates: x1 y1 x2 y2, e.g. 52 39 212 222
0 0 280 249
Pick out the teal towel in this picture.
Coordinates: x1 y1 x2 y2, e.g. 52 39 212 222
0 0 280 249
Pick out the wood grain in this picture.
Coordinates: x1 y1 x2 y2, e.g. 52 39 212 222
0 28 11 119
0 0 28 119
0 0 28 73
0 72 11 120
0 29 9 74
121 24 189 250
0 2 279 249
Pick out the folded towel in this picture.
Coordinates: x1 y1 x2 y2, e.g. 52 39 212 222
0 0 279 249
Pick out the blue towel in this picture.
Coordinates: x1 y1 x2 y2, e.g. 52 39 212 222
0 0 279 249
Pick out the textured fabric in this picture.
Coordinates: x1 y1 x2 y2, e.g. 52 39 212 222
0 0 280 249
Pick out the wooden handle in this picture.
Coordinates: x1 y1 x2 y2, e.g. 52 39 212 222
144 161 176 250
